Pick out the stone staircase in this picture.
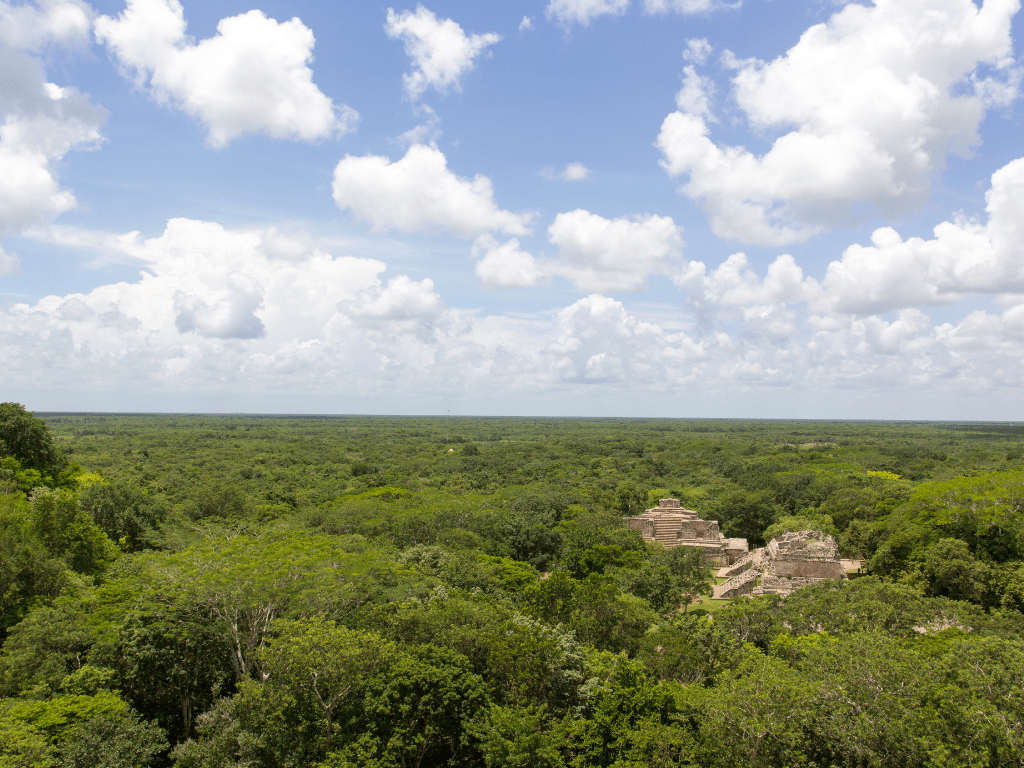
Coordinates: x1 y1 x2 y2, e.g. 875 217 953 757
650 515 687 546
713 567 760 599
718 549 758 579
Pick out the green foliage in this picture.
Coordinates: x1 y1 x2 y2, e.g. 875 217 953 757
640 613 738 685
500 496 563 569
666 546 714 612
0 716 55 768
0 498 74 639
29 489 117 576
471 704 564 768
523 573 658 654
0 404 66 476
2 412 1023 768
557 513 644 579
619 545 713 615
262 617 399 758
912 538 991 604
577 544 643 577
106 605 231 744
0 604 93 696
559 654 692 768
341 644 488 767
762 512 837 542
614 481 647 516
78 482 166 552
56 710 167 768
712 489 780 546
902 471 1024 562
0 692 125 745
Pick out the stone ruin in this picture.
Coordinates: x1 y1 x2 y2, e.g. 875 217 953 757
625 499 749 566
713 530 847 598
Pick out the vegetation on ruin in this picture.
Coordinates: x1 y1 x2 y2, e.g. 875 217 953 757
2 407 1024 766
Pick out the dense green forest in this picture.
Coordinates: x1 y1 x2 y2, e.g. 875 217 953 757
2 405 1024 767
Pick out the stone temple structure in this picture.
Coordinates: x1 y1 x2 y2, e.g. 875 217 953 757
626 499 749 566
713 530 846 598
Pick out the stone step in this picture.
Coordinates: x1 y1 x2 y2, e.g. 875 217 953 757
719 551 756 579
713 567 759 599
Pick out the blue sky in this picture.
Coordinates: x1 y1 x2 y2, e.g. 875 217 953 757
1 0 1023 418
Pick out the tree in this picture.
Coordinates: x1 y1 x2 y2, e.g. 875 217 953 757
618 559 677 614
471 704 564 768
615 482 647 516
700 649 819 768
501 506 561 570
108 608 231 744
666 546 713 613
0 717 55 768
56 710 167 768
78 482 165 552
28 488 117 577
0 499 72 640
714 490 780 546
345 644 488 768
0 403 65 474
0 604 93 696
915 538 989 604
559 654 686 768
556 513 645 579
640 613 737 685
259 618 398 758
576 544 643 579
1002 564 1024 613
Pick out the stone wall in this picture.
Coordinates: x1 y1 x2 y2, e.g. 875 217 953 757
770 559 846 579
754 574 829 596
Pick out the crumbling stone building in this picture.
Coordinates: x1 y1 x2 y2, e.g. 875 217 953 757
714 530 846 598
625 498 749 566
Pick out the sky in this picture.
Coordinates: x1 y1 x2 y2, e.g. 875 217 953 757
0 0 1023 418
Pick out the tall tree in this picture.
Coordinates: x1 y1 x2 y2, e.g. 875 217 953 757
0 403 66 474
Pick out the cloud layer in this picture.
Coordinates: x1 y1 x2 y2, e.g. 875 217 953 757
6 180 1024 411
2 0 1024 416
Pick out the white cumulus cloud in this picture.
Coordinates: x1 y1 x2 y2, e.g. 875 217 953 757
385 6 500 99
682 38 713 64
0 218 465 392
0 0 92 50
332 143 533 238
472 234 548 288
809 157 1024 315
675 66 715 120
546 295 665 383
547 209 684 292
0 1 105 236
546 0 630 27
657 0 1022 245
95 0 354 148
